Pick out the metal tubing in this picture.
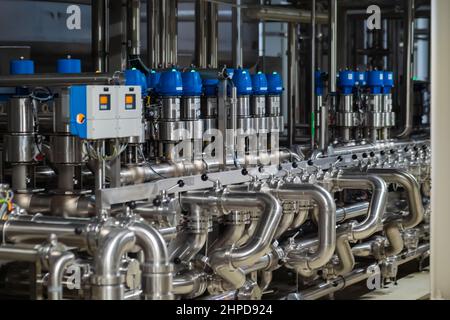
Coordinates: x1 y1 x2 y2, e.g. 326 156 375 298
0 219 91 248
336 202 369 223
184 191 282 289
275 184 336 272
207 2 219 68
333 228 355 276
92 0 109 72
173 270 207 298
298 243 429 300
48 251 75 300
333 173 388 240
310 0 316 150
232 0 243 67
195 0 207 68
91 229 136 300
0 245 40 262
128 222 174 300
398 0 415 138
12 165 27 191
127 0 141 57
0 73 123 87
243 6 328 24
147 0 161 68
287 23 299 148
168 204 208 262
367 169 424 229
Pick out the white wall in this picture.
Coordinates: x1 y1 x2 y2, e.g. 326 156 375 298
431 0 450 300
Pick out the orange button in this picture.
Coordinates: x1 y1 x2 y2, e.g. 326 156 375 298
76 113 86 124
125 95 134 104
100 95 109 104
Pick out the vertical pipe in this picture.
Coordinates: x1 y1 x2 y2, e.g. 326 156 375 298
207 2 219 68
159 0 168 67
127 0 141 57
232 0 243 68
329 0 337 94
169 0 178 66
431 0 450 299
398 0 415 138
57 165 74 191
287 23 299 148
321 0 337 153
92 0 108 72
147 0 160 68
310 0 316 150
12 165 27 191
195 0 207 68
48 251 75 300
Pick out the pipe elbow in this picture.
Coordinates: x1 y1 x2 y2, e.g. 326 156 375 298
368 169 424 228
128 222 173 300
209 247 246 290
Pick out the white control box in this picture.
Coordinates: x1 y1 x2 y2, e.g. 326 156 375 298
70 85 144 140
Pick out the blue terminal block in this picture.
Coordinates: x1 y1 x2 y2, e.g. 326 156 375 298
315 71 325 96
232 69 253 96
383 71 394 94
266 71 284 95
338 70 355 95
181 70 203 96
203 78 219 97
10 59 35 75
156 69 183 97
57 58 81 74
251 72 268 95
125 69 148 95
147 70 161 92
367 71 384 94
355 71 367 87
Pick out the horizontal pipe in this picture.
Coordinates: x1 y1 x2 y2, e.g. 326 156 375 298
119 150 293 185
336 202 369 223
298 243 429 300
243 6 328 24
0 245 40 262
0 219 91 248
0 73 124 87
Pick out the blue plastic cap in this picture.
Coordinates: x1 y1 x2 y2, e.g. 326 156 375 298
226 68 235 79
147 70 161 91
203 78 219 97
367 71 384 94
156 69 183 96
232 69 253 96
125 69 148 94
57 58 81 74
251 73 268 95
182 70 203 96
383 71 394 94
266 72 284 95
338 70 356 94
10 59 35 75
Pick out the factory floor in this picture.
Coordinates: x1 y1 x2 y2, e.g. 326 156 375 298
265 259 430 300
333 261 430 300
